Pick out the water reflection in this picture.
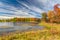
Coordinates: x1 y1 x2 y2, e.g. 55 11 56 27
0 22 44 32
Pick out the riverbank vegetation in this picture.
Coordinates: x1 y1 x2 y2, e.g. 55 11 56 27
0 29 60 40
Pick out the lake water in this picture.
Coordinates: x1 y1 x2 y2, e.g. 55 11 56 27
0 22 44 32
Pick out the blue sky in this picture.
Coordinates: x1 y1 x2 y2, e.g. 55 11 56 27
0 0 60 18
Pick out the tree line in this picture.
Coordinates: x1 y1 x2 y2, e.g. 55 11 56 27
0 18 41 23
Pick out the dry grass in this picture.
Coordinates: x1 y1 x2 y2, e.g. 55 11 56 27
39 22 60 30
0 29 60 40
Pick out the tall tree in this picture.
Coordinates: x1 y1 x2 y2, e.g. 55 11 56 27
42 12 47 22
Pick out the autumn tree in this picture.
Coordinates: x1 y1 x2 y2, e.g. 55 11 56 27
54 4 60 16
47 11 56 23
54 4 60 23
47 4 60 23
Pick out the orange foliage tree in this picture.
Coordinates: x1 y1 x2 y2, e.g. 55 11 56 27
47 11 56 22
47 4 60 23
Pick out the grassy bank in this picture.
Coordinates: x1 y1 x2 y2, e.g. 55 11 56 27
0 30 60 40
39 22 60 31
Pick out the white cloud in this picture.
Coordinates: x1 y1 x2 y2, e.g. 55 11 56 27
21 3 30 9
0 1 45 18
30 6 45 13
0 8 14 13
37 0 48 3
0 16 14 19
0 2 36 18
16 0 45 12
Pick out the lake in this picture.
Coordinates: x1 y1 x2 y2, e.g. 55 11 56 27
0 22 44 32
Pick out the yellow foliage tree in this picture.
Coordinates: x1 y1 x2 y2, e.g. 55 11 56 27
47 11 56 23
